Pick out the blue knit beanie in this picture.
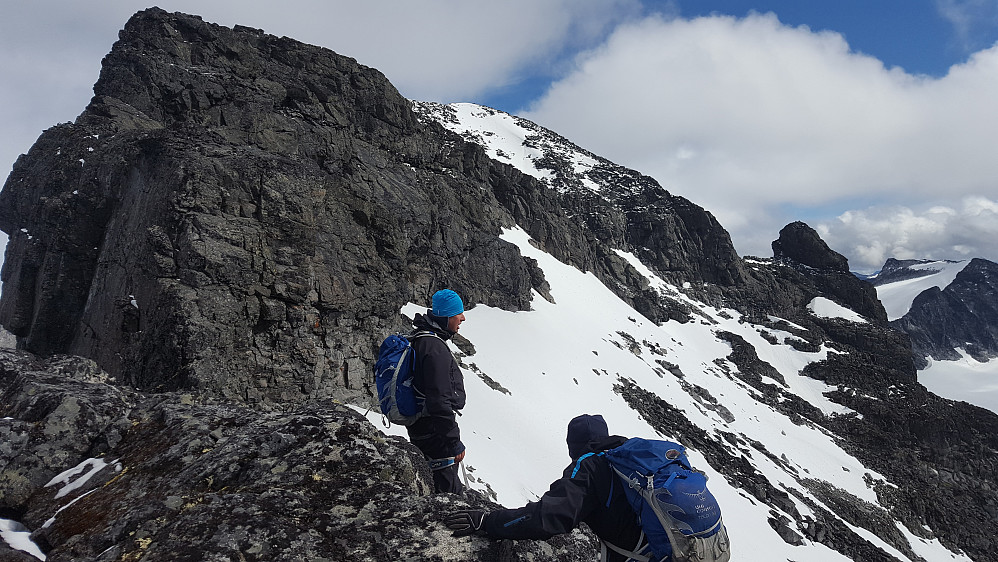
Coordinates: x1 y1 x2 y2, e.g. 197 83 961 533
431 289 464 318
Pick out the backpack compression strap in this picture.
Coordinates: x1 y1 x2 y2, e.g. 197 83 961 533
410 330 443 342
601 531 652 562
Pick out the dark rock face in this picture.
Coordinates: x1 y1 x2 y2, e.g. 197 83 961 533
817 364 998 562
773 221 849 272
765 221 886 324
0 8 548 403
0 7 746 403
0 350 595 561
890 258 998 367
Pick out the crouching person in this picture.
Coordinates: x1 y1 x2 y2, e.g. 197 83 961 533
443 414 730 562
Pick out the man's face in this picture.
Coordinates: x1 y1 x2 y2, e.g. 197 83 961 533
447 312 466 333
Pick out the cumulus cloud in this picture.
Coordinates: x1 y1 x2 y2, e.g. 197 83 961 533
521 12 998 263
150 0 645 102
816 196 998 270
0 0 642 173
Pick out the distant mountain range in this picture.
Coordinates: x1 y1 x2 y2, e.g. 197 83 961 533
868 258 998 367
864 258 998 413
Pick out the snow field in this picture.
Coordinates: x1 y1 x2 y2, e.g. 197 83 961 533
0 518 47 561
919 349 998 413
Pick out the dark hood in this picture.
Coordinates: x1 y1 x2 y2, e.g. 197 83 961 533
567 414 611 459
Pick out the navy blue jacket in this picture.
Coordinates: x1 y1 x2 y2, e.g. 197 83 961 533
405 312 466 459
482 436 646 561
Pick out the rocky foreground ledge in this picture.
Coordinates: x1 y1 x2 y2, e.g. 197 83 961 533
0 350 593 561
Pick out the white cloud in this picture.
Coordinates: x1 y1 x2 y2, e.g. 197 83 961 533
522 12 998 261
0 0 642 175
137 0 642 103
935 0 998 51
816 196 998 269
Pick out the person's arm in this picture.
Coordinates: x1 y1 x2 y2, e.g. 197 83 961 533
480 458 601 540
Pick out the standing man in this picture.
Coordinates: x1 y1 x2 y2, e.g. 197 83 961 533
408 289 468 493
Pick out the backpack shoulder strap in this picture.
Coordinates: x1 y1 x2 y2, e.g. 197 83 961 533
409 330 444 342
571 451 604 478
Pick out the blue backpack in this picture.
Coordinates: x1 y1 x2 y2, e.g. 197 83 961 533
603 438 730 562
373 331 438 426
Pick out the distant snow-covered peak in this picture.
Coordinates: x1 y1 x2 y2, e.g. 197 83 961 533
873 260 968 320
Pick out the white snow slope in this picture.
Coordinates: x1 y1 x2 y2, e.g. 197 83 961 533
360 227 966 562
1 518 47 560
353 100 974 562
919 351 998 414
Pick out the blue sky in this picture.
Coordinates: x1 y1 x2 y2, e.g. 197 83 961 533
3 0 998 270
680 0 985 75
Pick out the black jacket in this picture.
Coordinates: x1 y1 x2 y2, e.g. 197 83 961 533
482 436 646 561
405 312 466 459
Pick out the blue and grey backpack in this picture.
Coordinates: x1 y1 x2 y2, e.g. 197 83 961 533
603 438 730 562
373 331 438 426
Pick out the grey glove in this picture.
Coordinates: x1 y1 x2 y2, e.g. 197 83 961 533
444 509 487 537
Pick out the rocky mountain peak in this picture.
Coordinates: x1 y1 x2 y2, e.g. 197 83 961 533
0 7 547 403
0 5 764 405
772 221 849 272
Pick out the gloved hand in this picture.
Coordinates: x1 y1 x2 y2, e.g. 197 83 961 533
443 509 487 537
455 450 466 463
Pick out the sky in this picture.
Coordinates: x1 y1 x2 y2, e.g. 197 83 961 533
3 1 998 271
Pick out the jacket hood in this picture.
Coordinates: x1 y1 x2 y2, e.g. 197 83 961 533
413 312 453 340
567 414 611 459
